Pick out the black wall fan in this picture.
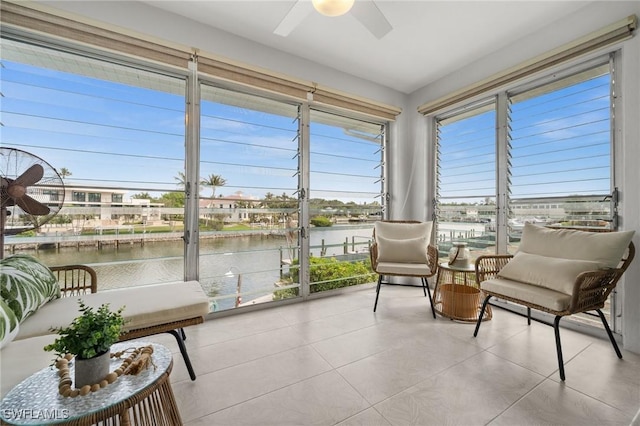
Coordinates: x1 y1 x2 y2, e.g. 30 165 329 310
1 148 65 258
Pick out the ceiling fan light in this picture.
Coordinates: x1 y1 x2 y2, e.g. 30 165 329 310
312 0 355 17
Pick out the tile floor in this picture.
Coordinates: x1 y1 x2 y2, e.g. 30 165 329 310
144 284 640 425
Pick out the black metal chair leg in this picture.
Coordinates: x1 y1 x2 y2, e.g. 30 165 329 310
596 309 623 359
527 307 531 325
473 295 492 337
422 278 436 319
553 315 566 381
167 329 197 381
373 275 383 312
180 328 187 341
421 277 427 297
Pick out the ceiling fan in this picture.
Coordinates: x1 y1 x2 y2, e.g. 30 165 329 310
274 0 393 39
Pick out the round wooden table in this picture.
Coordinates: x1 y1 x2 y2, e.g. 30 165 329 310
0 342 182 425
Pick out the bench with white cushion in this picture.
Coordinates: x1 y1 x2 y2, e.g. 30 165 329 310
1 260 210 398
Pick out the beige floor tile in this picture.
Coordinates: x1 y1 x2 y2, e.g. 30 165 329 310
170 326 308 382
337 328 481 404
375 351 544 426
489 379 632 425
486 320 595 377
173 345 332 422
149 285 640 425
288 307 383 343
185 371 369 425
312 319 431 368
277 288 374 325
437 306 530 349
336 408 392 426
194 308 290 346
557 340 640 417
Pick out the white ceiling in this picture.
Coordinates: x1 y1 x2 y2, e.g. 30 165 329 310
143 1 593 94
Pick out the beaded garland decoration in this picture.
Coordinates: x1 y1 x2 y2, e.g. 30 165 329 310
55 345 156 398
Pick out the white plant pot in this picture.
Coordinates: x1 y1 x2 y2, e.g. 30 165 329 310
74 350 110 388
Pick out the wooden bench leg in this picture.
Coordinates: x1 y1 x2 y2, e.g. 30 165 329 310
166 329 197 381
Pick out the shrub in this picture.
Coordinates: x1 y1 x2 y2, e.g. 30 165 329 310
310 216 332 227
274 256 375 299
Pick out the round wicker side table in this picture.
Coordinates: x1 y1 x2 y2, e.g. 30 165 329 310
0 342 182 426
433 262 492 322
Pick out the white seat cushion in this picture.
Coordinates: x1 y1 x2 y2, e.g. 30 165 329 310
481 278 572 312
375 261 432 276
16 281 209 340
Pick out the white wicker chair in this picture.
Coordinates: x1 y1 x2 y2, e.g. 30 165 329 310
370 220 438 316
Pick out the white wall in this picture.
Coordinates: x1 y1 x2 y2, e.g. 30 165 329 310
405 1 640 353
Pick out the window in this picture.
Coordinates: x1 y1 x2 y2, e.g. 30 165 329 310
308 109 384 295
43 190 60 202
435 101 497 259
2 38 186 290
2 33 388 313
508 62 612 251
198 84 300 311
72 192 86 203
433 55 617 332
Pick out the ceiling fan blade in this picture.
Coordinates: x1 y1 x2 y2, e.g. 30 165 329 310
274 0 314 37
14 164 45 187
351 1 392 39
15 193 50 216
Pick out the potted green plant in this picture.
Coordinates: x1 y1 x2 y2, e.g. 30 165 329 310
44 300 126 388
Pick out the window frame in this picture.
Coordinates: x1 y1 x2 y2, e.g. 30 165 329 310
431 52 621 335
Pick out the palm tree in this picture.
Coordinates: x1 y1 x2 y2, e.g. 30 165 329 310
59 168 72 179
174 171 186 188
202 174 226 198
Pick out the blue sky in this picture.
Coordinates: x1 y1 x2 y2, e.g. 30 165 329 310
438 72 611 203
2 59 383 204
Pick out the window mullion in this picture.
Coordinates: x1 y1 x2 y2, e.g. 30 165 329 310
184 58 200 281
496 92 510 254
299 103 311 299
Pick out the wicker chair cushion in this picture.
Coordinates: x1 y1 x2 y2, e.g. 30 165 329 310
518 223 635 268
374 221 432 241
497 252 604 295
374 261 432 276
376 235 428 264
481 278 572 312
